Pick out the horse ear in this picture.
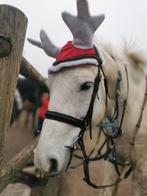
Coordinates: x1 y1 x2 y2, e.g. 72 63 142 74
28 30 60 58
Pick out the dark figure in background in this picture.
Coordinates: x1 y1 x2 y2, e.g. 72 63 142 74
17 78 38 112
11 78 49 130
10 98 21 125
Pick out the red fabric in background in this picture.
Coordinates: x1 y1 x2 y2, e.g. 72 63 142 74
38 97 49 120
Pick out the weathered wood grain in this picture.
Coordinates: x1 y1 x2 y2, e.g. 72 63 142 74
0 5 28 165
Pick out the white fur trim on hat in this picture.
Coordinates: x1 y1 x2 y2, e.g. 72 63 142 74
48 58 98 73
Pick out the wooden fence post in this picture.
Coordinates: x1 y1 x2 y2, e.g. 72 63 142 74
0 5 28 165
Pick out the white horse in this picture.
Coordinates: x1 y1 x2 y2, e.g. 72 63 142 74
28 0 147 195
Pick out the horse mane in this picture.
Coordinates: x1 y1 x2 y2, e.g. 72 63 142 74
124 46 147 72
95 38 147 73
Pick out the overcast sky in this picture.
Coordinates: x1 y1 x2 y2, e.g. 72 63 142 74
1 0 147 77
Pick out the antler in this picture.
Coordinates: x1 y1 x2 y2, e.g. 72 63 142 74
28 0 105 58
27 30 60 58
62 0 105 48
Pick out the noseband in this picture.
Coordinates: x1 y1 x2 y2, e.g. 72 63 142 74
44 48 132 189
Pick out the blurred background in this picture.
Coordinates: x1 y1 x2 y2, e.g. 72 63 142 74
0 0 147 77
0 1 146 195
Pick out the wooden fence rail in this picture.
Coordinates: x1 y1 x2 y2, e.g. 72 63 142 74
0 5 46 193
20 57 46 85
0 140 37 192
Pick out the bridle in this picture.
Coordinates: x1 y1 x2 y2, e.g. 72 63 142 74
44 47 146 189
44 47 131 188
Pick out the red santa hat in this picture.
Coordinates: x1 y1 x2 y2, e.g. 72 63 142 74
49 41 98 72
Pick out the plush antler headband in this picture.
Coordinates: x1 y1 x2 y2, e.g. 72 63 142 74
28 0 105 72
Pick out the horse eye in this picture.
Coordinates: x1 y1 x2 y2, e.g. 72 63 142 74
80 82 93 91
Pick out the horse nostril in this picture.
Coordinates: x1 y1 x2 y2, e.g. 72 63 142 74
49 158 58 173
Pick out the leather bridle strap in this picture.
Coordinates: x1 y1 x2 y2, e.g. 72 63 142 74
45 111 86 129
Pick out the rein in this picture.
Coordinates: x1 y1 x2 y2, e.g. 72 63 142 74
70 63 131 189
129 77 147 147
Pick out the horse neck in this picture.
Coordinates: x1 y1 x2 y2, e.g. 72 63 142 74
101 47 146 134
